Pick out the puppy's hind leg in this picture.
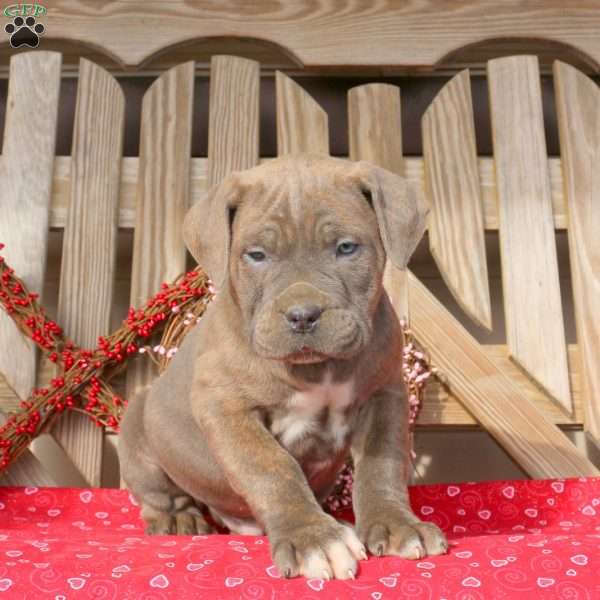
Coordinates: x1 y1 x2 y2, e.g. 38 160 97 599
120 441 214 536
129 456 214 536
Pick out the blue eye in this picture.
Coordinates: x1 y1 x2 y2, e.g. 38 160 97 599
336 241 359 257
245 249 267 263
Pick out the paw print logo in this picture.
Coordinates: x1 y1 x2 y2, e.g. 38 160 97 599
5 16 45 48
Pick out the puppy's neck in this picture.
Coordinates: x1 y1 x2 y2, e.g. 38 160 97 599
285 358 357 385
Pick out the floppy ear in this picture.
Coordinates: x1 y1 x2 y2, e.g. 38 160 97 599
353 161 429 270
182 173 243 288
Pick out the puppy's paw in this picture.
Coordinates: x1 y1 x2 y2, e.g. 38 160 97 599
270 515 367 580
144 510 215 536
357 517 447 559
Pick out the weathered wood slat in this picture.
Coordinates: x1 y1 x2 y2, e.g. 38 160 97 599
488 55 572 414
207 56 259 187
276 71 329 155
0 52 61 401
345 73 594 476
42 156 570 231
553 61 600 449
348 84 409 319
126 61 195 401
0 453 57 487
348 84 403 174
408 271 598 477
422 69 492 331
42 2 600 71
52 59 125 487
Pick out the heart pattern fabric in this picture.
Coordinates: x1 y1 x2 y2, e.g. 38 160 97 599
0 478 598 598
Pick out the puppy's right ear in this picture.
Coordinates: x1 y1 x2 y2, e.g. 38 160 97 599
183 173 243 288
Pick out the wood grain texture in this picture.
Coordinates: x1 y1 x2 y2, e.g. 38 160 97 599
422 69 492 331
126 61 195 400
40 1 600 71
0 449 57 486
408 272 598 477
488 55 572 414
276 71 329 155
348 83 408 318
43 156 570 231
0 411 58 486
0 51 61 400
554 61 600 445
207 55 259 187
52 59 125 486
348 84 403 174
418 344 584 427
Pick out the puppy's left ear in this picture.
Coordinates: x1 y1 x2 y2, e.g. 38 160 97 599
182 173 244 288
353 161 429 270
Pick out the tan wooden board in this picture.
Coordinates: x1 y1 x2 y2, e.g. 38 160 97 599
348 84 403 174
0 33 593 77
0 51 61 401
344 74 594 476
488 55 572 414
52 59 125 487
423 70 492 331
554 61 600 447
0 450 57 487
44 157 570 231
126 61 195 400
276 71 329 155
207 56 259 187
39 1 600 72
408 271 598 477
348 83 408 319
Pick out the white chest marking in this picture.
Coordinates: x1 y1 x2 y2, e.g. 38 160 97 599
273 371 354 449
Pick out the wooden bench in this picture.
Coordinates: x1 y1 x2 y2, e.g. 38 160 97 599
1 2 599 487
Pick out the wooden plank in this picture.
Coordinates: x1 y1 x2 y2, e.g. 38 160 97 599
408 271 598 477
348 84 409 319
52 59 125 487
0 344 586 427
0 52 61 401
488 55 572 414
422 69 492 331
276 71 329 155
0 413 58 486
207 55 259 186
42 2 600 72
418 344 584 427
126 61 195 400
43 156 569 231
348 84 403 174
345 73 595 475
0 453 57 487
554 61 600 448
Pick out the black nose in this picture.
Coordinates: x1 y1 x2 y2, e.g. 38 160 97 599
285 304 323 333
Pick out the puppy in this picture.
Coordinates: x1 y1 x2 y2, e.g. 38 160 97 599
118 154 447 580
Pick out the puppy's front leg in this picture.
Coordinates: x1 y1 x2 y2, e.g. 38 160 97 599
351 384 448 559
194 400 366 580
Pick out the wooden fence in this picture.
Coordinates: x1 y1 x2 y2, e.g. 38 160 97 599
0 49 599 487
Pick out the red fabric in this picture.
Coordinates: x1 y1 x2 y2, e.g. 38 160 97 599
0 478 599 599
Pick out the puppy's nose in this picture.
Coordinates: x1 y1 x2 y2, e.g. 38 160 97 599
285 304 323 333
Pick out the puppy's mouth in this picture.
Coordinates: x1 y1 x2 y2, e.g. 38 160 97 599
281 346 328 364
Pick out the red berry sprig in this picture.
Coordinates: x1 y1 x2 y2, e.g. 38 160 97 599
0 243 214 471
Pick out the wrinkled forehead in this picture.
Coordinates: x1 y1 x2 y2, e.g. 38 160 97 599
232 165 375 240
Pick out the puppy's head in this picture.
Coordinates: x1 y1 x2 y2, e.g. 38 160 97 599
183 155 428 364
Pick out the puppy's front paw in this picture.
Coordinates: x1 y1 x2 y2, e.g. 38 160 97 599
357 516 447 559
270 515 367 580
